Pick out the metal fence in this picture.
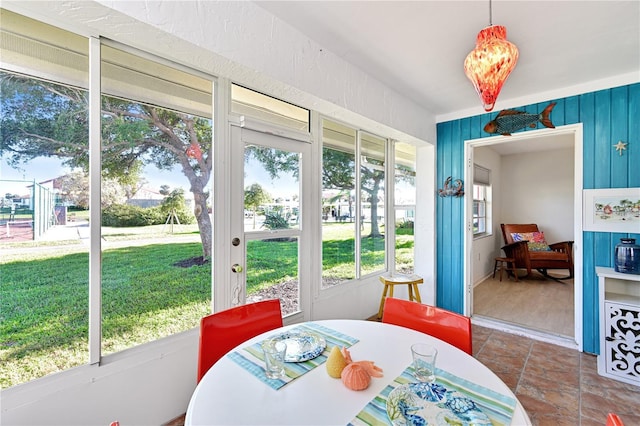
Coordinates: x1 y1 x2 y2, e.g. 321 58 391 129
0 179 56 241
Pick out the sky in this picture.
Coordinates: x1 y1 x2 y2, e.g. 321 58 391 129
1 155 413 203
0 155 189 196
0 155 298 200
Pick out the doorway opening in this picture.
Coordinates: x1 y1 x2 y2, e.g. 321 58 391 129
463 124 583 350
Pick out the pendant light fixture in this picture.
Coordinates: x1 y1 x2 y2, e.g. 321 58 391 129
464 0 519 111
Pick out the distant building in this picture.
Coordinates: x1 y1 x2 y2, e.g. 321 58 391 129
128 186 195 211
127 187 165 208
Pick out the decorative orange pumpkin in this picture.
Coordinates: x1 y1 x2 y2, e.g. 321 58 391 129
341 363 371 391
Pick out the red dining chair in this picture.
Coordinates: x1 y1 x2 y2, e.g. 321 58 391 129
197 299 283 383
381 297 473 355
606 413 624 426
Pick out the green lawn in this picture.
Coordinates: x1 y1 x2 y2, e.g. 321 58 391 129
0 222 413 388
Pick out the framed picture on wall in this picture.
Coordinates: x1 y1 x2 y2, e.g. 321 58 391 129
583 188 640 232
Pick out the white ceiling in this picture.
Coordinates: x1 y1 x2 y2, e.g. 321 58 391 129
256 1 640 119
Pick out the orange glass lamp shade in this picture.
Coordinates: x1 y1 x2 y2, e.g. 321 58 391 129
464 25 519 111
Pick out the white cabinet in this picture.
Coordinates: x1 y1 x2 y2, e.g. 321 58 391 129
597 267 640 386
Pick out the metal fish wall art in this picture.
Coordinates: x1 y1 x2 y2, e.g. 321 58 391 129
484 102 556 136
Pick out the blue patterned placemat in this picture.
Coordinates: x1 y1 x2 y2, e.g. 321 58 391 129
228 322 359 390
349 364 516 426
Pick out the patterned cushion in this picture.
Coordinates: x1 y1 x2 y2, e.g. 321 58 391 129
511 231 552 251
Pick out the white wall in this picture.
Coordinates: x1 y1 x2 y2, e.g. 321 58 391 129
0 1 437 425
471 147 502 284
1 330 198 426
499 148 575 243
5 0 435 146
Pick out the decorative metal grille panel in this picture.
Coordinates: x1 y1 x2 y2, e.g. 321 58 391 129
604 302 640 384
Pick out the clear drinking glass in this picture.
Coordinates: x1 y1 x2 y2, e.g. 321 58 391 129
411 343 437 383
262 339 287 379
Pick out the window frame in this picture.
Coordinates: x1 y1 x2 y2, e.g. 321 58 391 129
392 142 416 274
1 11 411 387
320 118 393 288
472 164 491 238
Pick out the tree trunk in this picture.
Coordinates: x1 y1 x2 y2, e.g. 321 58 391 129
192 188 212 258
367 179 383 238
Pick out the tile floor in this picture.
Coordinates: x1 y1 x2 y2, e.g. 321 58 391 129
472 325 640 426
166 323 640 426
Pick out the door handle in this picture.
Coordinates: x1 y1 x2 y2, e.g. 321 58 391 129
231 264 243 273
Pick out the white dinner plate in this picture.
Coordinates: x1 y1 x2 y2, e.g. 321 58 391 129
269 330 326 362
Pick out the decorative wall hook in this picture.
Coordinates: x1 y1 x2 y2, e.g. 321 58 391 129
613 140 627 156
438 176 465 197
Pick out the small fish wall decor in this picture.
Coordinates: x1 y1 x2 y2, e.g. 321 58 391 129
484 102 556 136
438 176 464 197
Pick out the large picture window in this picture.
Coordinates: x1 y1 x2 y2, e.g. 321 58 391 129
359 132 386 275
321 119 388 287
1 10 90 387
321 120 357 286
100 44 213 354
0 9 214 386
1 9 415 390
394 142 416 274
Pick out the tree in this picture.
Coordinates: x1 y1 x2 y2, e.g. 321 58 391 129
58 171 128 209
1 71 213 258
248 144 390 237
244 183 272 229
161 188 194 224
118 161 147 200
58 171 90 209
322 148 387 238
101 179 128 209
159 185 171 196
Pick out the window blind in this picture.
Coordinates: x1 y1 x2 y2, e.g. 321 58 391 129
474 164 490 185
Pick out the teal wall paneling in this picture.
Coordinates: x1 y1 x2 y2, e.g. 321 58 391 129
581 92 596 189
594 90 612 187
565 96 579 124
436 83 640 354
629 84 640 185
611 87 628 189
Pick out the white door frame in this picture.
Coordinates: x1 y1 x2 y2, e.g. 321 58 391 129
463 124 584 350
219 120 312 324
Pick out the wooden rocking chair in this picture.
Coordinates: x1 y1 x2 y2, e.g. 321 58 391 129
500 224 574 280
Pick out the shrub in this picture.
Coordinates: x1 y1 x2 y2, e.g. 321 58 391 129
396 219 415 235
102 204 163 227
101 188 196 227
263 210 290 230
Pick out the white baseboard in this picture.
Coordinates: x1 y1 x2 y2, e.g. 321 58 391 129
472 315 580 350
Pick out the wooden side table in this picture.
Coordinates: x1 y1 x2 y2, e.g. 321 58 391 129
493 257 518 282
377 274 424 319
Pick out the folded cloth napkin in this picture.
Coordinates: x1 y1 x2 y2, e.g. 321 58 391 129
228 322 359 390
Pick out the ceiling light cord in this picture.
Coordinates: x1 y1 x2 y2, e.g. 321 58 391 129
489 0 493 26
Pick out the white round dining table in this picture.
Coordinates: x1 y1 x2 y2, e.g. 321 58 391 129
186 319 531 425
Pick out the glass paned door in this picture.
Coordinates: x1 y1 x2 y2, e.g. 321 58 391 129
230 126 310 320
